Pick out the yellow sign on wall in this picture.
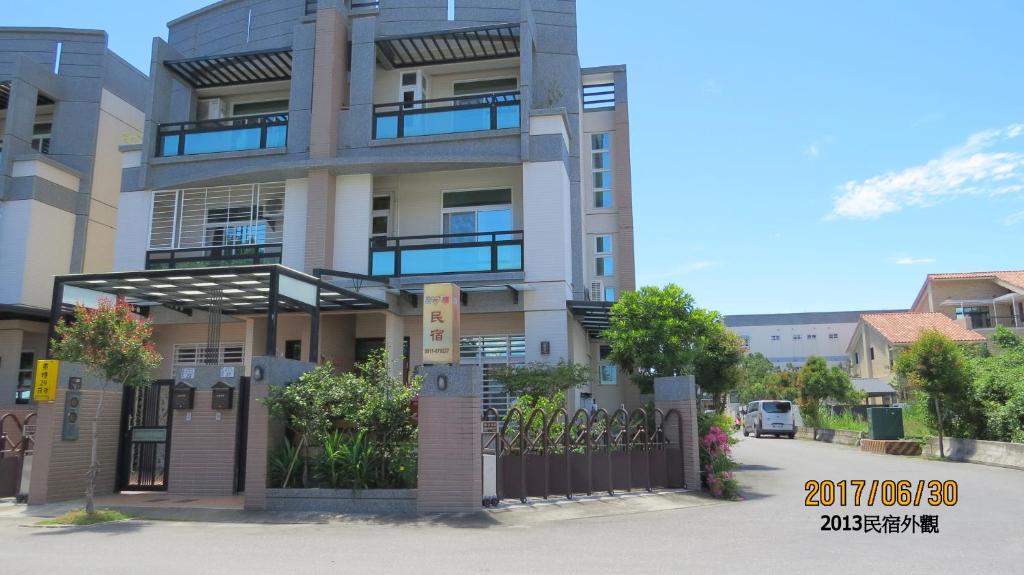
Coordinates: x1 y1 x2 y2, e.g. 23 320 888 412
422 283 461 364
33 359 60 402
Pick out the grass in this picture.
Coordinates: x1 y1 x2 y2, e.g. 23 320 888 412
37 509 132 526
805 407 868 433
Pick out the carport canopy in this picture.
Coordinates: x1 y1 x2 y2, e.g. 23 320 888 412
48 264 388 362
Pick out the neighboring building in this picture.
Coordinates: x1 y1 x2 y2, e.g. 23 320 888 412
910 270 1024 338
0 28 147 405
53 0 636 416
724 310 903 369
846 312 985 380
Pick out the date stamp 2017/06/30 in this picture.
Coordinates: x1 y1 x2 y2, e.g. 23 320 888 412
805 480 957 534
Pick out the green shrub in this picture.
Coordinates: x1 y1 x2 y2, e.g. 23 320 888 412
268 438 304 488
315 430 377 489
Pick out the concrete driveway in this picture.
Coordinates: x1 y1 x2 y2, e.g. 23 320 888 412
2 436 1021 574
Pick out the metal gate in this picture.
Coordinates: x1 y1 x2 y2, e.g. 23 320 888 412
0 412 35 497
117 380 173 491
482 406 686 502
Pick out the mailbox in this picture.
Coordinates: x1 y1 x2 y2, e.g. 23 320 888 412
172 382 195 410
211 381 234 410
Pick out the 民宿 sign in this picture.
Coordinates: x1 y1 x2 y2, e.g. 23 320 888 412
33 359 60 402
422 283 461 364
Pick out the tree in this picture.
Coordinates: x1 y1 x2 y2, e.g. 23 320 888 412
693 321 746 411
895 330 982 456
603 284 716 393
490 361 591 405
50 299 162 515
738 353 779 403
970 326 1024 443
796 356 861 415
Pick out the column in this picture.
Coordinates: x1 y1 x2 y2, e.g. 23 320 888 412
384 310 405 378
654 375 701 490
416 365 482 514
332 173 372 274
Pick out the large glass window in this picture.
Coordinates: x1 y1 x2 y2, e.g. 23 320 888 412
442 189 513 243
955 306 992 328
591 133 612 208
149 183 286 250
595 235 614 277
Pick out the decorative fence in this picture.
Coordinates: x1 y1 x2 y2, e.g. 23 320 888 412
0 411 36 497
482 406 686 502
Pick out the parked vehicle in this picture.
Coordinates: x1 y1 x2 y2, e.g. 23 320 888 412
743 400 796 438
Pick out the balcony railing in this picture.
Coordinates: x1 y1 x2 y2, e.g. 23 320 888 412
969 316 1023 329
156 113 288 157
373 92 520 140
145 244 283 270
369 231 523 277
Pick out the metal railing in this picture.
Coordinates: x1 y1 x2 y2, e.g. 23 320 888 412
583 83 615 110
369 230 523 277
145 244 283 270
373 91 520 139
969 315 1023 329
156 112 288 157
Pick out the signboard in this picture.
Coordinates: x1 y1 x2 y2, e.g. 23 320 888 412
422 283 461 364
33 359 60 402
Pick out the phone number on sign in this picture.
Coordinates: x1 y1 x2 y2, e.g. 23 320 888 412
804 480 958 507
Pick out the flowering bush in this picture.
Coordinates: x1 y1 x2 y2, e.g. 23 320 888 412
701 425 740 499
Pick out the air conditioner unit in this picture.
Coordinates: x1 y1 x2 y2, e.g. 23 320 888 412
400 70 427 109
197 98 227 120
590 280 605 301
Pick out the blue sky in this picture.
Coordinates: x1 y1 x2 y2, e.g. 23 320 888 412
8 1 1024 315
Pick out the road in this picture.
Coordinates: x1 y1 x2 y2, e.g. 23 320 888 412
2 436 1022 574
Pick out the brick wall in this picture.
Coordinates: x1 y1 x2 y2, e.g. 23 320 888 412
29 387 123 504
168 391 238 496
417 395 482 514
656 399 701 490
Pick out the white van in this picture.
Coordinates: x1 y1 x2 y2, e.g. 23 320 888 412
743 400 796 438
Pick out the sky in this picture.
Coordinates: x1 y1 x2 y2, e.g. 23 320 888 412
6 1 1024 315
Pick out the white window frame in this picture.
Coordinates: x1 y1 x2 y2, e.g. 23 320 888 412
371 192 394 240
440 188 515 238
594 235 614 277
172 342 245 370
591 132 613 209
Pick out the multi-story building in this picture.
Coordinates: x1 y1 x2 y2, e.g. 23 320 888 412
0 28 147 405
724 310 903 369
846 312 985 380
910 270 1024 337
52 0 636 414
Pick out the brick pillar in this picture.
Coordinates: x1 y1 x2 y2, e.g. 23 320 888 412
243 381 272 511
416 365 482 514
655 376 700 490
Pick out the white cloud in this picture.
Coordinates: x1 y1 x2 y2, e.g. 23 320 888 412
829 123 1024 219
891 256 935 265
1006 210 1024 226
805 144 820 158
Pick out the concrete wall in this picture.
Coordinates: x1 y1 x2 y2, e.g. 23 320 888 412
28 363 124 504
150 320 248 379
0 199 75 308
925 437 1024 470
849 323 897 380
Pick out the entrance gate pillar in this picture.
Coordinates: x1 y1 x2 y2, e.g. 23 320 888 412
416 364 482 514
654 376 701 490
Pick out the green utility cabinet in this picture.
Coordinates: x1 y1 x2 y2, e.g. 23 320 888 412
867 407 904 440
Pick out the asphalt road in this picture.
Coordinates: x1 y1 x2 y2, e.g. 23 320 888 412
3 436 1022 574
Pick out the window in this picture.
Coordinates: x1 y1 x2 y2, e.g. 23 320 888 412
173 343 244 369
955 306 992 328
828 333 839 340
793 334 802 340
599 345 616 385
150 183 285 250
869 347 875 360
442 189 513 242
284 340 302 361
595 235 614 277
16 352 34 404
461 335 526 414
231 99 289 117
604 287 617 302
453 78 518 102
771 335 781 341
371 194 392 246
31 123 52 154
591 133 612 208
854 352 860 364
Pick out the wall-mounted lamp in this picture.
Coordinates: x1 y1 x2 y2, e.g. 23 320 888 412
436 374 449 391
253 366 265 381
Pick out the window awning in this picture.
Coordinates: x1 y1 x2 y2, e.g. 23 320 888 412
0 81 56 110
164 48 293 89
376 23 520 69
53 264 387 315
568 300 613 338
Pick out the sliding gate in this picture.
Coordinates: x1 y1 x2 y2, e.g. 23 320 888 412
483 407 687 502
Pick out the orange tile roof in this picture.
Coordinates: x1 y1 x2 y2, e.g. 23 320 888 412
860 312 986 345
911 270 1024 309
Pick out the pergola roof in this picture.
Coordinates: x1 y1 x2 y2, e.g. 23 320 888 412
568 300 613 338
54 265 387 315
164 47 293 88
376 23 520 69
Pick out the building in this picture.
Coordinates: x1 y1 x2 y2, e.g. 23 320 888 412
910 270 1024 337
0 28 147 405
53 0 636 418
846 312 986 380
724 310 902 369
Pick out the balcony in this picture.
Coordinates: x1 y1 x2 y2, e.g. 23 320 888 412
373 92 520 140
145 244 283 270
369 231 523 277
156 113 288 157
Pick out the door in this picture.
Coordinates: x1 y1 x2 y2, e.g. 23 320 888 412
117 380 173 491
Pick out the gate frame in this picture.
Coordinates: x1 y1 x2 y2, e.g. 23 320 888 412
116 379 175 492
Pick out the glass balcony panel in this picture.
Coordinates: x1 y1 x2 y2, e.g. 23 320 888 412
160 135 181 157
496 104 520 129
376 116 399 139
266 125 288 148
374 92 520 140
183 127 262 155
371 250 396 276
402 246 492 275
497 244 522 271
